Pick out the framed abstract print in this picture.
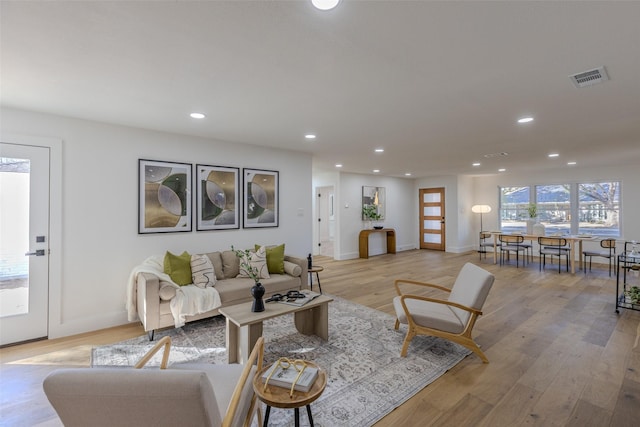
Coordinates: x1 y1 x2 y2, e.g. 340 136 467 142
138 159 192 233
243 168 279 228
196 164 240 230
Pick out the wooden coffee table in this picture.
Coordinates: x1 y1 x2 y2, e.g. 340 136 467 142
218 294 333 364
253 361 327 427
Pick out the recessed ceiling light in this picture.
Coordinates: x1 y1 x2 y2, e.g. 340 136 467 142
335 164 343 168
404 173 412 176
518 117 534 124
311 0 340 11
472 162 481 167
375 148 384 153
373 169 380 173
305 134 316 140
498 168 506 172
548 153 559 158
190 112 205 119
567 161 577 165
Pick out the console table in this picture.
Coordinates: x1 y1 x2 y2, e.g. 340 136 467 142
359 228 396 259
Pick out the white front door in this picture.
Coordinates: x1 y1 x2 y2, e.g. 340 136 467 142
0 142 50 346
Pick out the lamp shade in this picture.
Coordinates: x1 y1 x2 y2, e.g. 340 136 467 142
312 0 340 10
471 205 492 214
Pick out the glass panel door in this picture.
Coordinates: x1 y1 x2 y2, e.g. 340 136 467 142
420 188 445 250
0 143 49 345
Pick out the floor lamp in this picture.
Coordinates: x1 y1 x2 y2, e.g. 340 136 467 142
471 205 491 232
471 205 492 252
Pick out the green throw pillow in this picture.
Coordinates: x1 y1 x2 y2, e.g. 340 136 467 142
256 244 285 274
163 251 192 286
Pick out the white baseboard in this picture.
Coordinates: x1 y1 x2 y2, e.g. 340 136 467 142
49 311 129 340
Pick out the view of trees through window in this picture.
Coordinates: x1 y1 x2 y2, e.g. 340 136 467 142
499 182 620 237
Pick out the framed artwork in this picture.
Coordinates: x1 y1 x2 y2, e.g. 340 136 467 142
243 168 279 228
362 186 385 220
196 164 240 230
138 159 192 234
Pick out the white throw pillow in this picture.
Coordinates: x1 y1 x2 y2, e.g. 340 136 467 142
191 254 216 288
237 246 270 280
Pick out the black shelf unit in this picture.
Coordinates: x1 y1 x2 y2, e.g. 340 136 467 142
615 245 640 313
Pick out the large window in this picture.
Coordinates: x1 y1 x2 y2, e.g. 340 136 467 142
499 181 620 237
578 182 620 237
500 186 530 233
535 184 571 234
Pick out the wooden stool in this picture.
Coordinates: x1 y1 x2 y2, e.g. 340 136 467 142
253 361 327 427
308 266 324 294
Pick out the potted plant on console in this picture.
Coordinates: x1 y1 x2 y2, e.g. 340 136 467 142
362 204 383 230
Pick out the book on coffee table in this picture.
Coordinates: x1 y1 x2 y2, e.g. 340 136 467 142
261 362 319 393
279 290 321 307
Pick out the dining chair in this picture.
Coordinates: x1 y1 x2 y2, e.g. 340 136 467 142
478 231 499 260
498 234 527 267
583 238 616 276
538 237 569 273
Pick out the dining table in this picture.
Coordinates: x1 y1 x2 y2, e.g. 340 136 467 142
489 232 596 274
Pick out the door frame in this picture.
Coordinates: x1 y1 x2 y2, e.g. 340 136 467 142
1 132 62 341
419 187 446 251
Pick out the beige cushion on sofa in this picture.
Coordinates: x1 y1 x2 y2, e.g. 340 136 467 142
221 251 240 279
283 261 302 277
205 251 225 281
237 246 270 280
158 281 177 301
191 254 216 288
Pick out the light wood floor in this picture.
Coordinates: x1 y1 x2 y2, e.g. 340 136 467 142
1 249 639 426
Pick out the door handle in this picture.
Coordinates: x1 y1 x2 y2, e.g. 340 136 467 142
25 249 46 256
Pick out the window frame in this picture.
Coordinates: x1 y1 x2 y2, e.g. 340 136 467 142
498 181 621 238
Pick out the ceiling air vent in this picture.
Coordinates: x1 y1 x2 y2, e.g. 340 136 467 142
483 152 509 158
569 66 609 88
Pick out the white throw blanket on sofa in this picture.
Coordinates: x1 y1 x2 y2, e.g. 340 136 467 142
126 255 221 328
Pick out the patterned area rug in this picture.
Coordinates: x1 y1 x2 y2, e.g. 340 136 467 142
92 296 470 426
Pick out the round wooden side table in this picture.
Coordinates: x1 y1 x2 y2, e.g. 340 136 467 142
253 361 327 427
308 266 324 294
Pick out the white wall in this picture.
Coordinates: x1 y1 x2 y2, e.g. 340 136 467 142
336 172 416 260
1 107 313 338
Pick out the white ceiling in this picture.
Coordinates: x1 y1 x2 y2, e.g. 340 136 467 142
2 0 640 178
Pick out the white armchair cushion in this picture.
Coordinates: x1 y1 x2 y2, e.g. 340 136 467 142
393 296 464 334
172 363 256 427
447 263 494 324
43 368 222 427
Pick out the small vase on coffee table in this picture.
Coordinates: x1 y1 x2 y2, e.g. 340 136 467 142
251 282 265 312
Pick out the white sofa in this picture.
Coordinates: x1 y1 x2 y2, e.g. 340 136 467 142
132 250 308 340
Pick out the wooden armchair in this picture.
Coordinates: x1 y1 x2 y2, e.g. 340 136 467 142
43 336 264 427
393 263 495 363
